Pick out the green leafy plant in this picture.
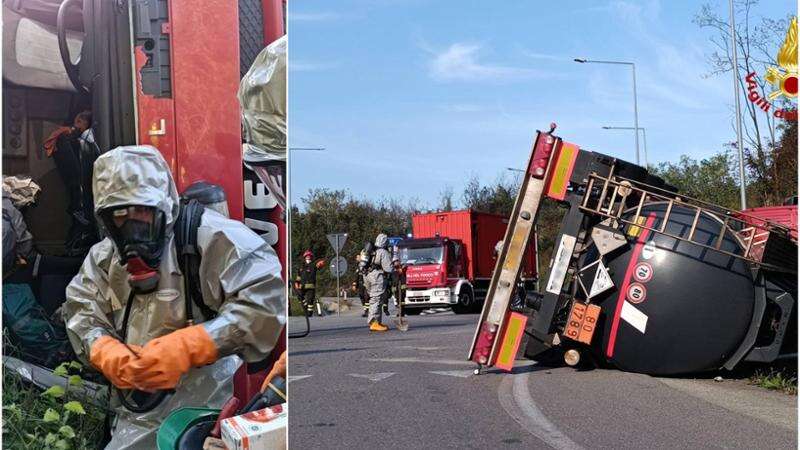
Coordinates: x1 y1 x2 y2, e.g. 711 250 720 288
3 360 106 450
750 367 798 395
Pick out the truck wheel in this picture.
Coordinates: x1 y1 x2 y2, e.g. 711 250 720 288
404 308 422 316
452 290 474 314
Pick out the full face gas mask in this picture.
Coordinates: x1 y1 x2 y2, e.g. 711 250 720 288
99 205 166 293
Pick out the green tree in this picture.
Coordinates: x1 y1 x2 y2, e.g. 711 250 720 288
461 174 519 216
438 185 455 212
651 151 742 209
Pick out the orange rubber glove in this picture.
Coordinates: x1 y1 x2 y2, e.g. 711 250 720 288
89 335 143 389
122 325 218 391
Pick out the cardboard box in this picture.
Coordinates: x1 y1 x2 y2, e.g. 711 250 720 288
221 404 287 450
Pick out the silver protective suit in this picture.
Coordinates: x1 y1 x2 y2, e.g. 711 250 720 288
366 233 393 323
239 35 286 164
63 145 285 450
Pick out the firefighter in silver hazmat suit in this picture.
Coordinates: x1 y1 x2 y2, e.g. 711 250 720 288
63 145 285 450
365 233 393 331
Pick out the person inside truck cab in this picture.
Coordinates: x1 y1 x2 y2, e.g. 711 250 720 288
3 176 84 314
43 110 102 256
62 145 286 450
366 233 393 331
3 176 83 366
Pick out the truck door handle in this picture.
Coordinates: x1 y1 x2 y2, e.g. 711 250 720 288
148 119 167 136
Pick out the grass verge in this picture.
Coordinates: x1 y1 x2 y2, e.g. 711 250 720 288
749 364 797 395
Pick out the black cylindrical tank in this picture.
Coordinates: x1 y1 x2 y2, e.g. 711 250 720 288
583 202 756 375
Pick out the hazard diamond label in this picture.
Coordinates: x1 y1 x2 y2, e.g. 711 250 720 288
589 260 614 298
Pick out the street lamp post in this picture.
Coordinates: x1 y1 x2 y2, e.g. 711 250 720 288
575 58 640 165
601 126 649 167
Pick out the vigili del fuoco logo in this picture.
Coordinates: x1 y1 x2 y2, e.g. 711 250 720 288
745 16 798 120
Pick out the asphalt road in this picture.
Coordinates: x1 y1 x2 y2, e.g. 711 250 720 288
288 308 797 449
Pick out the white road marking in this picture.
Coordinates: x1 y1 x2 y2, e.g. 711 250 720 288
430 370 476 378
370 357 475 366
288 375 312 382
348 372 395 382
498 370 584 450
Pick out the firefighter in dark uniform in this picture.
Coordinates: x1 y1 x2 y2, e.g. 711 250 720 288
296 250 320 316
391 256 407 316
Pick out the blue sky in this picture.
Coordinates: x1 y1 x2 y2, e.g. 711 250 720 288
289 0 794 207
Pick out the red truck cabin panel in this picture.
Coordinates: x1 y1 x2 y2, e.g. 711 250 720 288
135 0 244 220
171 0 244 220
262 0 285 45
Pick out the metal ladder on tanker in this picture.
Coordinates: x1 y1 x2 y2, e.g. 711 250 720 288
579 164 794 272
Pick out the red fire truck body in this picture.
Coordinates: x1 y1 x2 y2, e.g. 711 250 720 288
400 210 537 314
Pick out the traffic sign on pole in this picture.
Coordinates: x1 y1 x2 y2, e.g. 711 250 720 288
326 233 348 316
327 233 348 253
330 256 348 277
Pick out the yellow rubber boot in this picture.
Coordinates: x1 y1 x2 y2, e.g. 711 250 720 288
369 320 388 332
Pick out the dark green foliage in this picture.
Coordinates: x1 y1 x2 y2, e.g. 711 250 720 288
290 189 414 296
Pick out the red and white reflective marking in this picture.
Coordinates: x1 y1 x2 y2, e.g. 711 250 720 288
626 282 647 304
607 213 656 358
633 262 653 283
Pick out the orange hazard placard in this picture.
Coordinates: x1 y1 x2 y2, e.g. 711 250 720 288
563 302 600 345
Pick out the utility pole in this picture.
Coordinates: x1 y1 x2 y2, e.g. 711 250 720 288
729 0 747 209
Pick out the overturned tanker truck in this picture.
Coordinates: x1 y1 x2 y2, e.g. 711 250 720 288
468 124 797 376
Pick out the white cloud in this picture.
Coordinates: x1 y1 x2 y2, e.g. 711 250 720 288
290 12 345 22
427 43 553 82
290 60 339 72
520 51 566 62
439 103 484 113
